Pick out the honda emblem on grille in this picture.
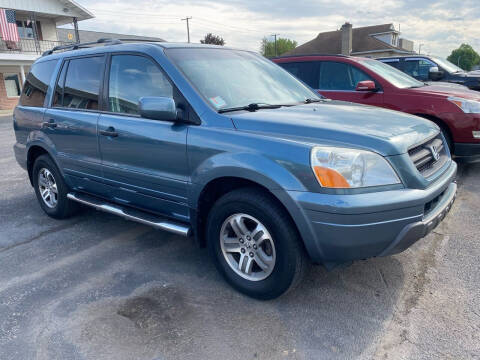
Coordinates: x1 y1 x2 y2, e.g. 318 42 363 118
429 144 440 161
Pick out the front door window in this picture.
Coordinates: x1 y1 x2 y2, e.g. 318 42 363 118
318 61 374 90
403 59 436 81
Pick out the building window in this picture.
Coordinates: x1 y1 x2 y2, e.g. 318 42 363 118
4 74 21 97
16 20 42 40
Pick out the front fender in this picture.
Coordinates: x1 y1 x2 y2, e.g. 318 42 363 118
188 151 309 208
188 151 325 262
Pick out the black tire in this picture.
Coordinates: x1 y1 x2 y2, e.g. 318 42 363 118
32 154 78 219
206 188 308 300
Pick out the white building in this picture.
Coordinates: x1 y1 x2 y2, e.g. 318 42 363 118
0 0 93 110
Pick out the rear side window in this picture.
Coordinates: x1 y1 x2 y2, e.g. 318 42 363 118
60 56 104 110
19 60 58 107
108 54 173 115
278 61 320 89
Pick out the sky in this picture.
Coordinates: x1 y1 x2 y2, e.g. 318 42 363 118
68 0 480 58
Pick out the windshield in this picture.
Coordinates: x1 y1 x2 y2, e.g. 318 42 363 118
431 56 464 73
359 59 425 89
166 48 320 111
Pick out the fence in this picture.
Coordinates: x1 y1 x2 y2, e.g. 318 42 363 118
0 37 69 55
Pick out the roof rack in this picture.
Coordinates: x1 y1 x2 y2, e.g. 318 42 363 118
42 38 164 57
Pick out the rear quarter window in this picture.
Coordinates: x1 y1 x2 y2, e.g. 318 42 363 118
19 59 58 107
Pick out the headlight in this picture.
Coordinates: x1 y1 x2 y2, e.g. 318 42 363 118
448 96 480 113
310 146 401 188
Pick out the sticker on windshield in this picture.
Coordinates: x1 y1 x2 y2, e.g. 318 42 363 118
209 96 227 108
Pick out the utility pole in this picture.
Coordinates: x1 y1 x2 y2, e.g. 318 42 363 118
271 34 279 56
73 17 80 44
181 17 192 43
418 43 424 54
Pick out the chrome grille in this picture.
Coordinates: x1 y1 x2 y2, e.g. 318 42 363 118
409 134 449 177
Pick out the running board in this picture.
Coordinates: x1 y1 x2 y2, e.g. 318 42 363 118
67 192 191 237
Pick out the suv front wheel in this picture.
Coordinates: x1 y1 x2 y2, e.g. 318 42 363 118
207 188 307 300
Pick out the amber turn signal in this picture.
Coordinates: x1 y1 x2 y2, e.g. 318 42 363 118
313 166 351 188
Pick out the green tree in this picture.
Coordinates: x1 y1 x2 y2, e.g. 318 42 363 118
200 33 225 46
447 44 480 71
261 37 297 57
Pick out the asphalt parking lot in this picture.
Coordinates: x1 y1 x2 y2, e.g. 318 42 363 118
0 115 479 360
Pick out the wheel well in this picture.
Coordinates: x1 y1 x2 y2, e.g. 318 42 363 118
27 146 48 185
194 177 295 248
415 114 454 150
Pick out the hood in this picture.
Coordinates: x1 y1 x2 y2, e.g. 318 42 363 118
230 101 439 156
426 81 468 89
409 83 480 101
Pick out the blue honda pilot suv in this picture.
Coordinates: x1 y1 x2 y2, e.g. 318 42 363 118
13 40 457 299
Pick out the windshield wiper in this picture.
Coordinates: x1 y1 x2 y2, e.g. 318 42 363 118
304 98 324 103
218 103 288 113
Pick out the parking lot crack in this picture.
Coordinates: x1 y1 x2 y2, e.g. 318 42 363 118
0 219 85 254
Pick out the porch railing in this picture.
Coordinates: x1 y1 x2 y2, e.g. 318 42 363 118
0 37 69 55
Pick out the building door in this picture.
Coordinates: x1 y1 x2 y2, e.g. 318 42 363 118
98 54 189 221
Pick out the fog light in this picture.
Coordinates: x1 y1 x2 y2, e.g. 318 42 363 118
474 131 480 139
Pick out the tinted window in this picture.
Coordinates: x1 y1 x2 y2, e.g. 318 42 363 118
403 59 435 81
108 55 172 115
380 59 402 70
53 61 67 107
319 61 373 90
19 60 58 107
350 65 373 85
278 61 319 88
63 56 104 110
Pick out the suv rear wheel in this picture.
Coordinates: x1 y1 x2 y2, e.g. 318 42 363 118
32 155 78 219
206 188 307 300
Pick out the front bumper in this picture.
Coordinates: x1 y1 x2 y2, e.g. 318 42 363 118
379 181 456 256
287 161 457 264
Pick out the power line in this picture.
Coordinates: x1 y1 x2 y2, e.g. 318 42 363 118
93 9 261 34
181 16 192 43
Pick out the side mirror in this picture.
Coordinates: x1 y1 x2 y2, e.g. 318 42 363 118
428 66 444 80
355 80 377 92
139 97 180 122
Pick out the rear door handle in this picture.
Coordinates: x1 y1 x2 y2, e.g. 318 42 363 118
42 120 57 129
99 127 118 137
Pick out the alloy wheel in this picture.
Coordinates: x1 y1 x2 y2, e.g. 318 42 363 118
220 213 276 281
38 168 58 208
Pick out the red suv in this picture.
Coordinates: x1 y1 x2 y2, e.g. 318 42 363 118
273 55 480 161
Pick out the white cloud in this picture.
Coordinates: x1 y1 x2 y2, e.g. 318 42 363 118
68 0 480 58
